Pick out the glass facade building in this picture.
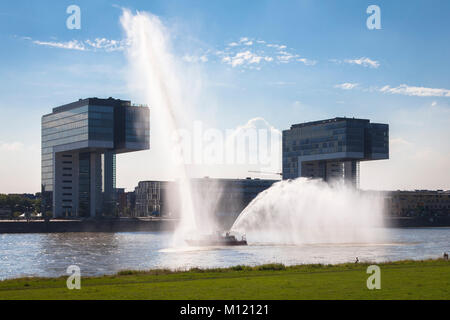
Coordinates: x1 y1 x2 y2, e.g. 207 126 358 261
41 98 149 218
282 117 388 187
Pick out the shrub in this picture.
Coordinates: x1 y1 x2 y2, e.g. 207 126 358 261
256 263 286 271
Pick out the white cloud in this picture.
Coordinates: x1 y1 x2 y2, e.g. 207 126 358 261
30 37 126 52
228 38 252 46
183 54 208 63
267 44 286 50
84 38 125 52
277 51 299 63
297 58 317 66
181 117 282 179
335 82 450 98
334 82 359 90
379 84 450 97
222 50 270 68
344 57 380 68
332 57 380 68
33 39 87 51
226 117 282 172
216 37 317 69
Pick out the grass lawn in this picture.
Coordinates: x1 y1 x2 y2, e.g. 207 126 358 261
0 259 448 300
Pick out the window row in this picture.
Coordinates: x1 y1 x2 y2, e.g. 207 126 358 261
43 112 89 129
42 133 89 148
42 105 89 123
42 118 89 135
42 126 89 143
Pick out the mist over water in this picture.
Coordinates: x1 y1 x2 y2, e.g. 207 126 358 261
231 178 386 245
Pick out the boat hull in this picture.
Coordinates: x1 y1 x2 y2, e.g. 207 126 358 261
185 239 247 246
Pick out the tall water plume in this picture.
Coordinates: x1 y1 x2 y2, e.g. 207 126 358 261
120 10 200 244
231 178 386 244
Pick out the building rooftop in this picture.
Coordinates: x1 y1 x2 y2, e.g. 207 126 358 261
137 177 279 185
50 97 146 115
289 117 370 129
393 190 450 194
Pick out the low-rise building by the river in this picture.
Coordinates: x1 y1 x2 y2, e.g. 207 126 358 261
386 190 450 217
135 181 165 217
134 178 277 227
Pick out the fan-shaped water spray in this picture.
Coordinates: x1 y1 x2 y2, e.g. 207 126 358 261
231 178 386 244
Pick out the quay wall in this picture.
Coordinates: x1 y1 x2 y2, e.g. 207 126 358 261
0 218 178 234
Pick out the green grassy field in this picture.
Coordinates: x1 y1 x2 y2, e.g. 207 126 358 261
0 259 448 300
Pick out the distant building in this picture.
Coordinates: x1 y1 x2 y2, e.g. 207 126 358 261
190 178 277 227
282 117 389 187
134 178 277 226
126 191 136 216
41 98 149 218
387 190 450 217
135 181 164 217
115 188 127 215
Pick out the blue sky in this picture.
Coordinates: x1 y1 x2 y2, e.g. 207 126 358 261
1 0 449 193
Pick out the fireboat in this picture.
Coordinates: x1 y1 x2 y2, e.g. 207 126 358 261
185 231 247 246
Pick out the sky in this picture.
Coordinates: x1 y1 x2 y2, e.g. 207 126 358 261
0 0 449 193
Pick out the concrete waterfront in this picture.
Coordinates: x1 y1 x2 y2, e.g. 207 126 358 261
0 217 178 233
0 216 449 234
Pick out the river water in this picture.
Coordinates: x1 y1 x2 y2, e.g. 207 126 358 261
0 228 449 280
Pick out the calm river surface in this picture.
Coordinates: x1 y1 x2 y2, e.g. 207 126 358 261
0 228 449 280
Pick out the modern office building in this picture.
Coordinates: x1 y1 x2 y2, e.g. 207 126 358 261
282 117 389 187
41 98 149 218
